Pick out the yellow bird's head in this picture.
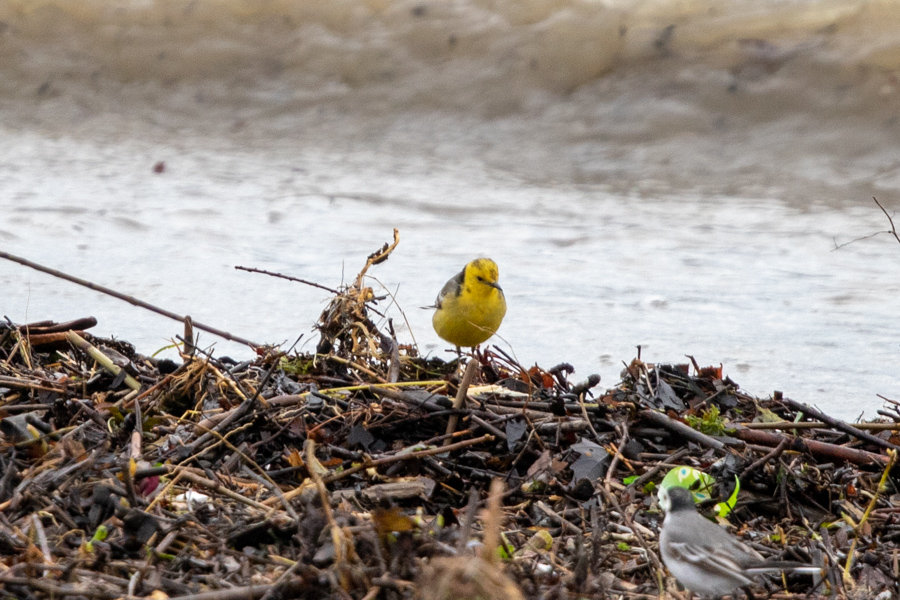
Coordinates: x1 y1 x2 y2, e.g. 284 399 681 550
465 258 502 296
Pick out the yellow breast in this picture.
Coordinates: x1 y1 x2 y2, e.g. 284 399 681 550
432 258 507 348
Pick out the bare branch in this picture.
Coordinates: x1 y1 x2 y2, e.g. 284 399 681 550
872 196 900 245
235 265 339 294
832 197 900 250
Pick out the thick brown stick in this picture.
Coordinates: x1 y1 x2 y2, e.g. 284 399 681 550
0 375 65 393
743 421 900 431
20 331 87 347
780 397 900 451
19 317 97 334
732 426 889 466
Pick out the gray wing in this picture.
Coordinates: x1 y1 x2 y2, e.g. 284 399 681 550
433 268 465 309
665 511 765 567
666 540 756 588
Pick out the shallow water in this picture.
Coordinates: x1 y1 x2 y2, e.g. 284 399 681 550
1 0 899 418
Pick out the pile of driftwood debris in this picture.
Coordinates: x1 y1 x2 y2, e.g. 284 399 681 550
1 237 898 600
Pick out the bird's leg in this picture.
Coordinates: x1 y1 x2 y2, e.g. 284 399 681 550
473 344 485 364
445 346 466 380
453 346 464 376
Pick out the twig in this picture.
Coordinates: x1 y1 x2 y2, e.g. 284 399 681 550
445 359 479 444
365 386 447 413
739 437 789 479
457 487 480 552
596 487 665 592
235 265 339 294
169 585 296 600
469 414 507 440
167 468 273 512
482 479 505 564
243 468 299 521
183 315 195 357
16 316 98 334
0 576 137 600
535 500 582 535
604 424 630 493
870 196 899 243
832 197 900 249
843 449 897 586
625 447 690 494
30 514 52 566
325 355 388 384
355 229 400 289
0 374 65 393
578 392 604 444
177 348 286 457
306 440 348 584
0 250 261 347
323 434 494 483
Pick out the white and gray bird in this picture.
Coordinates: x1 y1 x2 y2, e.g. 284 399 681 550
658 485 820 598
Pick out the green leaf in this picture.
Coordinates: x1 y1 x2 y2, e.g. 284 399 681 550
92 524 108 542
85 524 109 553
151 341 182 357
684 405 726 436
496 532 513 561
714 476 741 518
753 402 783 423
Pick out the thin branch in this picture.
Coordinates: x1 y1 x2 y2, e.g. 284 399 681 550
235 265 339 294
0 250 261 347
323 433 494 483
832 197 900 250
873 196 900 244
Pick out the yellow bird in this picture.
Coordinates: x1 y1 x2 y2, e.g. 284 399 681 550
432 258 507 349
